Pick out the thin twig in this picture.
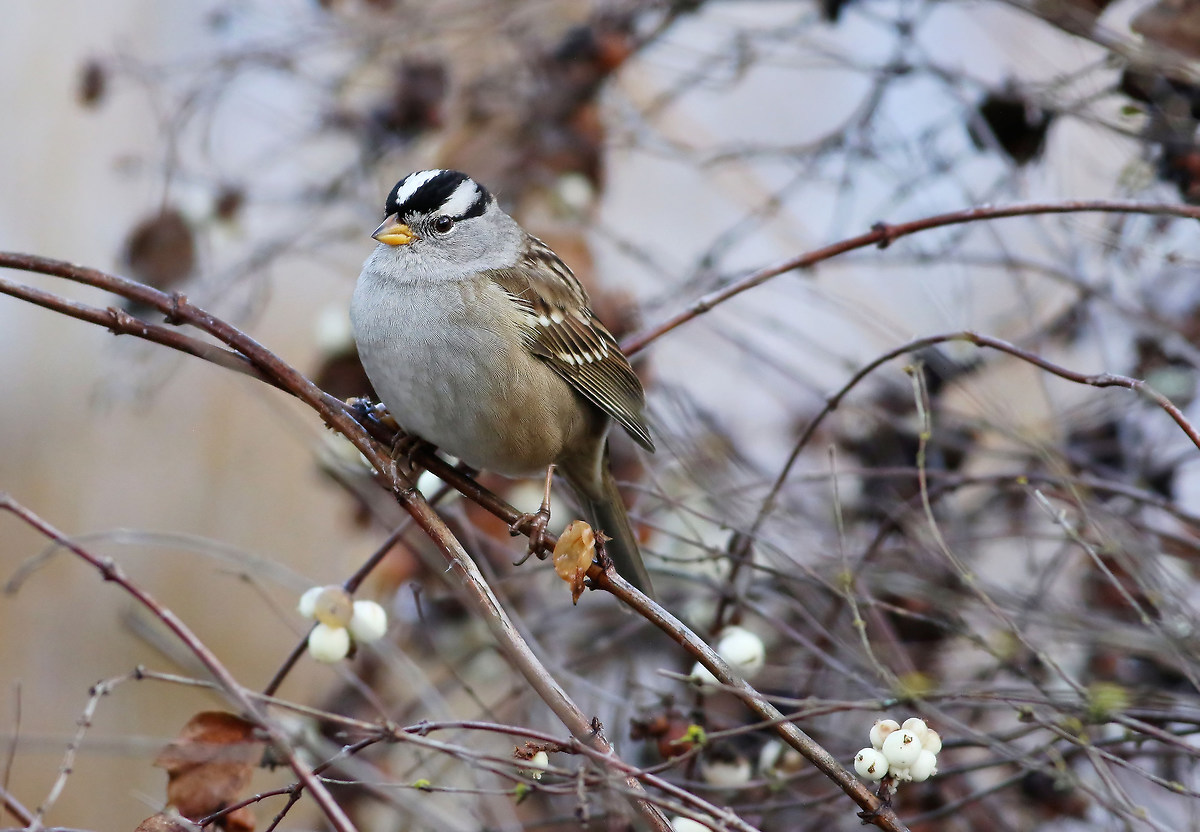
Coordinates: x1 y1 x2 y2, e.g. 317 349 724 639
623 200 1200 355
261 517 415 698
0 782 34 827
30 673 132 831
0 495 358 832
589 565 906 830
0 254 673 832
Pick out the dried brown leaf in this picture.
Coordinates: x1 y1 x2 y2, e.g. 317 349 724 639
123 208 196 290
223 805 258 832
77 59 107 108
134 811 198 832
553 520 595 603
154 711 264 826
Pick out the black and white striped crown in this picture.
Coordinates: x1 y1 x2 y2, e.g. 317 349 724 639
384 170 492 221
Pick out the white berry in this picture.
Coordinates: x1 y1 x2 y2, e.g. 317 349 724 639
758 740 803 778
523 750 549 780
854 747 889 781
307 623 351 663
310 585 353 628
923 729 942 755
297 586 323 619
670 818 712 832
870 718 901 751
689 660 719 688
881 729 923 767
901 717 929 746
909 749 938 782
701 753 751 788
714 626 765 678
348 600 388 643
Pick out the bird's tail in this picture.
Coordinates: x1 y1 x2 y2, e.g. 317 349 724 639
573 465 656 599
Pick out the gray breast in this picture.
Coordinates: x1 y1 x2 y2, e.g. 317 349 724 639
351 274 588 476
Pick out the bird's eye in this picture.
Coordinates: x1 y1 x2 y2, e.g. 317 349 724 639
433 216 454 234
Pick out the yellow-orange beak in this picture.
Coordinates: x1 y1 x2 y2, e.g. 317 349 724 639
372 214 417 246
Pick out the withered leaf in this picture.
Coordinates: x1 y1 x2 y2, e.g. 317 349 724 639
123 208 196 290
222 805 257 832
134 812 198 832
553 520 595 604
154 711 264 827
78 60 107 108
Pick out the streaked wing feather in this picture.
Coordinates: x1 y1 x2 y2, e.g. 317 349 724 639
485 242 654 452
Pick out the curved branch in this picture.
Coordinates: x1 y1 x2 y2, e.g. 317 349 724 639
0 270 268 384
0 252 672 832
623 200 1200 355
0 495 358 832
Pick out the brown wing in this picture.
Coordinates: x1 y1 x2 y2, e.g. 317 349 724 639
485 238 654 452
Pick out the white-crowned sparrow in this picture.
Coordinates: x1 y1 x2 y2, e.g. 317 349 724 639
351 169 656 596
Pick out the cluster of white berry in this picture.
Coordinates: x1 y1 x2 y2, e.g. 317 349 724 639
298 585 389 662
854 717 941 783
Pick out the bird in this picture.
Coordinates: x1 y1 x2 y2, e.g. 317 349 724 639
350 169 656 596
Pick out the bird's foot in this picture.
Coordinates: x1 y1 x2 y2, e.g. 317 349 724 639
388 432 426 460
386 434 430 482
511 465 556 564
346 398 402 436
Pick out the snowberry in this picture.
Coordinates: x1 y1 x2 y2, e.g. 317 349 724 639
909 749 938 782
522 750 549 780
307 623 351 663
854 747 889 781
862 716 940 785
870 718 901 751
923 729 942 755
348 600 388 643
901 717 929 746
312 586 353 628
670 818 712 832
689 661 719 687
881 729 923 767
701 752 751 788
690 626 766 688
297 586 323 619
715 626 765 678
758 740 803 778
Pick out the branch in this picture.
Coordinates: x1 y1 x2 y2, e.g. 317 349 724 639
623 200 1200 355
0 495 358 832
0 269 268 384
588 565 906 830
0 254 672 832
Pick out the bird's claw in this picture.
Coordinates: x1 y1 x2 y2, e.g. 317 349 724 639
510 506 553 563
511 465 556 564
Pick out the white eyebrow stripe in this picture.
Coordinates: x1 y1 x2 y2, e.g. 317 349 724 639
393 170 445 208
439 179 481 217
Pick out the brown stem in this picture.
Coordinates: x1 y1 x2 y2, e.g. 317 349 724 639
0 782 34 827
0 253 671 831
0 495 358 832
717 326 1200 633
623 200 1200 355
396 488 672 830
0 271 268 384
589 564 906 830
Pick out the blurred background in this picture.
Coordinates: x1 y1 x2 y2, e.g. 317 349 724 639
4 0 1200 829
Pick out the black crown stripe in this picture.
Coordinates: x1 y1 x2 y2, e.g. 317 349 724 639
385 170 491 221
